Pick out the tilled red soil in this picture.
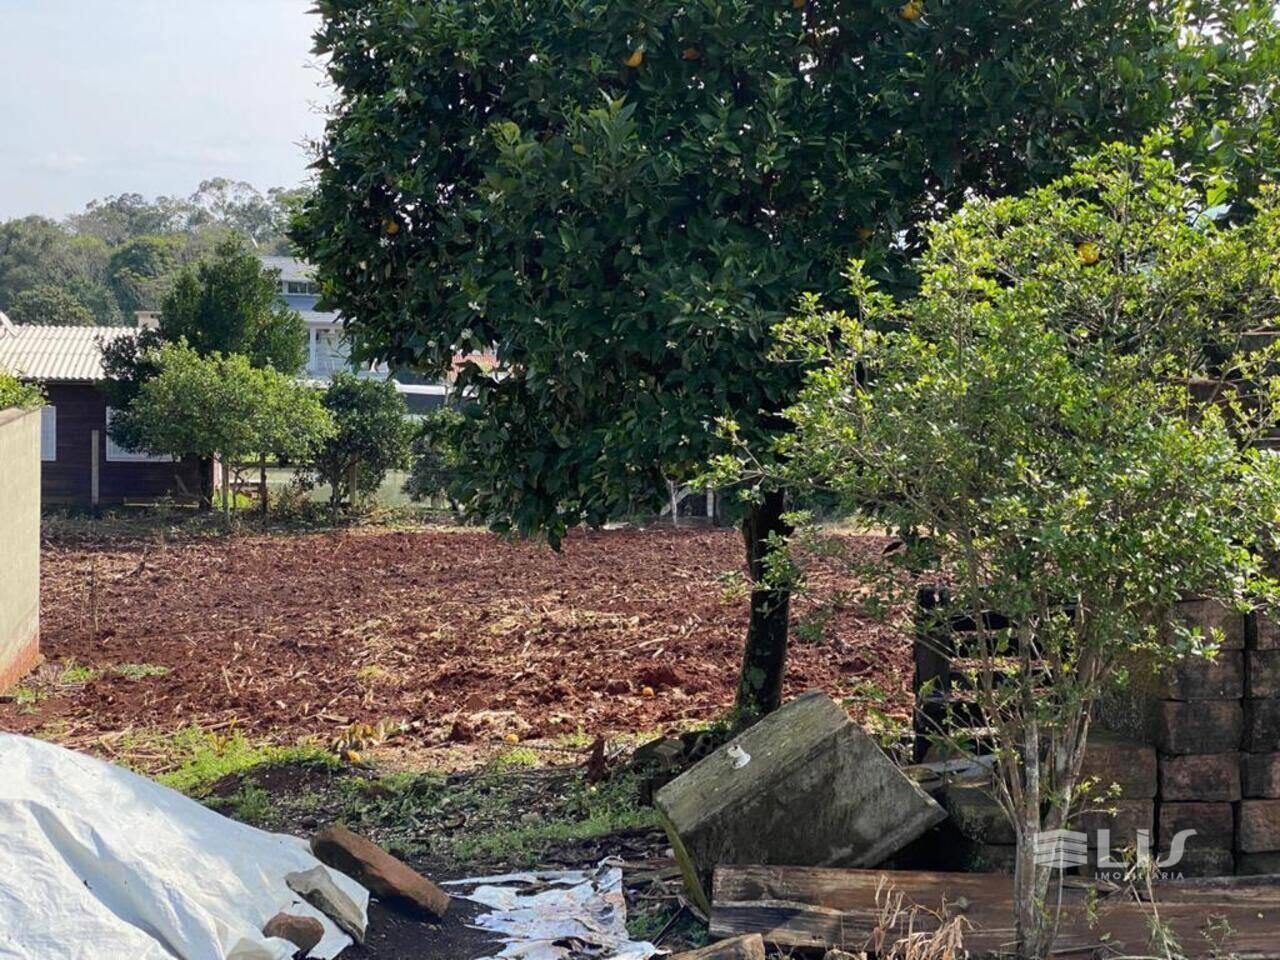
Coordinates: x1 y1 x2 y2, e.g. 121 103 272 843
3 526 913 757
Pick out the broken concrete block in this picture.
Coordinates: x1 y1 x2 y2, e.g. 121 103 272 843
263 912 325 955
311 823 449 920
654 691 945 915
671 933 766 959
285 865 366 944
940 783 1015 845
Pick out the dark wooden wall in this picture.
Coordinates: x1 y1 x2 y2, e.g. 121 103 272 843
42 382 204 507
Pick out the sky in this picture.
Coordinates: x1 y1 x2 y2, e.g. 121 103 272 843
0 0 329 221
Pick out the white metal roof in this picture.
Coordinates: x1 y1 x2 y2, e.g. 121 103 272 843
0 325 135 382
260 256 314 284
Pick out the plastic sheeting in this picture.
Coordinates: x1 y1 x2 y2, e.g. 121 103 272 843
447 863 659 959
0 733 368 960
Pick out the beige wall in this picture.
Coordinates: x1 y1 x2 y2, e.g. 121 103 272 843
0 407 40 691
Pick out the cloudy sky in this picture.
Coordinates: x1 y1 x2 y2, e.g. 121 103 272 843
0 0 328 220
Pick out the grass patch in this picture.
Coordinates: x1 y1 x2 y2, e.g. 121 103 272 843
112 663 171 681
489 747 541 770
60 660 102 685
142 727 337 797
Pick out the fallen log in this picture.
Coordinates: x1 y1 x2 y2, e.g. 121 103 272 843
670 933 766 959
711 865 1280 958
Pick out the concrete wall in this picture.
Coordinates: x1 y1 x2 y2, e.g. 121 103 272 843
0 407 40 691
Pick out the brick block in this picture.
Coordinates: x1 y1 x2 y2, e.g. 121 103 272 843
1236 851 1280 875
1248 650 1280 699
1245 700 1280 752
1156 700 1243 755
1177 598 1245 650
1080 733 1157 799
1159 802 1235 848
1159 753 1241 802
1237 799 1280 853
1154 651 1243 701
1253 613 1280 651
1242 753 1280 798
1074 800 1154 845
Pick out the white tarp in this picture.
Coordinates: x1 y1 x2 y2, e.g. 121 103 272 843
0 733 368 960
447 863 658 960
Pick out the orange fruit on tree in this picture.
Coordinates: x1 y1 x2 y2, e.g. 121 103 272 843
1077 241 1101 265
682 46 701 61
625 49 644 68
900 1 923 20
793 0 806 9
383 218 400 235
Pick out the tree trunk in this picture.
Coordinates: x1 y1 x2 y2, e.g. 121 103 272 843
259 454 268 519
734 489 792 720
198 456 214 511
220 462 231 525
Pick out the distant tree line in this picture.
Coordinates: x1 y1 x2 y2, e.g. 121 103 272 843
0 179 304 327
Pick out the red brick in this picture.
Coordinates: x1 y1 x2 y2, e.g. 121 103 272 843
1238 800 1280 853
1159 753 1241 802
1245 700 1280 752
1156 700 1243 755
1248 651 1280 699
1154 651 1243 701
1178 598 1245 650
1080 733 1157 799
1242 753 1280 798
1159 802 1235 848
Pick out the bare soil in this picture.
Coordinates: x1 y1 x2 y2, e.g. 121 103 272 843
4 525 913 759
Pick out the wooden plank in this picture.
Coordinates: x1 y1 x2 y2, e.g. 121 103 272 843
711 865 1280 958
670 933 765 959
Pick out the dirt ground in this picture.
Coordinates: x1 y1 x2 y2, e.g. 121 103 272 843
3 524 914 763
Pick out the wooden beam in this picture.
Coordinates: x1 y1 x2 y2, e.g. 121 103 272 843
670 933 765 960
711 865 1280 958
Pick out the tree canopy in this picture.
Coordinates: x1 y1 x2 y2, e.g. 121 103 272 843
158 237 308 374
296 0 1280 716
305 372 413 510
113 343 333 519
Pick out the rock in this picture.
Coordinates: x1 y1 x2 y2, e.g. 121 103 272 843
1242 752 1280 798
311 823 450 920
1080 732 1157 798
285 866 366 944
1157 700 1243 755
940 782 1014 845
1153 651 1244 700
262 912 325 954
654 691 945 915
670 933 766 959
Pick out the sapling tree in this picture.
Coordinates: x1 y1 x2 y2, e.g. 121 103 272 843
113 344 334 521
305 372 413 513
726 145 1280 956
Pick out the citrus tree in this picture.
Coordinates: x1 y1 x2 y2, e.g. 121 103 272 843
294 0 1276 718
113 344 333 521
743 144 1280 955
304 372 413 512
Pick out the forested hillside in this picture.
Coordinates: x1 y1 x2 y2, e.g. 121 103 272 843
0 179 300 326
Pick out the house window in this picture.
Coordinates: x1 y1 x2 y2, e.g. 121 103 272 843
40 406 56 462
105 407 170 462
